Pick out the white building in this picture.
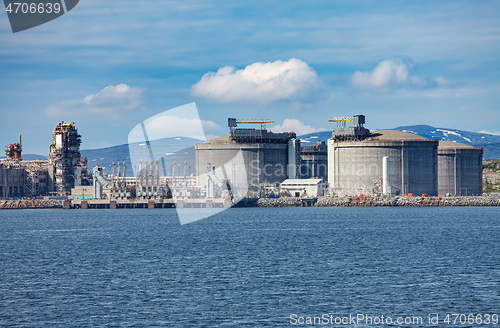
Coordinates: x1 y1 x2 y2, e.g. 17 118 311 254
280 178 328 197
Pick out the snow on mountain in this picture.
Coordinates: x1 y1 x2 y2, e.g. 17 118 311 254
298 131 332 144
393 125 500 145
298 126 500 146
392 125 500 159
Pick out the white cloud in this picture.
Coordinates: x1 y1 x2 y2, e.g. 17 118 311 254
45 84 144 117
433 76 450 86
127 103 215 143
141 115 221 141
351 59 452 90
351 59 412 89
270 119 327 135
201 120 223 140
191 58 320 103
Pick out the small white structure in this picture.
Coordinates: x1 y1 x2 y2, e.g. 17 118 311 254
280 178 328 197
383 156 390 196
206 164 224 198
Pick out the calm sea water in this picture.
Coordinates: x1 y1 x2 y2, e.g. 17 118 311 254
1 207 499 327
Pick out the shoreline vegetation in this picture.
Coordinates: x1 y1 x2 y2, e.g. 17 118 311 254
1 195 500 210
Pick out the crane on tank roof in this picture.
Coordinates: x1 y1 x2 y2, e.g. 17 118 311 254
227 118 274 134
328 115 365 128
328 115 369 141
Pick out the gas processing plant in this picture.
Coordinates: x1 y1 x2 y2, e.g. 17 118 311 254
47 121 84 195
0 114 484 203
1 121 91 199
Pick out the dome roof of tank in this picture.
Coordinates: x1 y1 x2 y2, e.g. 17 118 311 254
438 140 478 149
203 134 231 144
369 130 430 141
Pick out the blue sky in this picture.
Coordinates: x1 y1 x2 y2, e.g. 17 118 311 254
1 0 500 154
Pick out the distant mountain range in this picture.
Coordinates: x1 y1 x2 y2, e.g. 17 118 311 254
298 131 332 145
392 125 500 159
392 125 500 145
3 126 500 172
15 154 47 161
1 137 202 177
81 137 202 176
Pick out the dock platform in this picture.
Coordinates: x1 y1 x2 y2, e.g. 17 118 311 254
71 198 233 209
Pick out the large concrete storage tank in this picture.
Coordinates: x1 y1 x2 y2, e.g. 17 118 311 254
328 130 438 196
195 130 300 188
438 141 483 196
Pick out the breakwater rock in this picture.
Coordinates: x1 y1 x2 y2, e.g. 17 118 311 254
1 196 500 210
257 197 316 207
0 199 64 209
317 195 500 207
256 195 500 207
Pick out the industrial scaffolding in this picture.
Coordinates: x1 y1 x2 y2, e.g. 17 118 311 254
48 121 82 195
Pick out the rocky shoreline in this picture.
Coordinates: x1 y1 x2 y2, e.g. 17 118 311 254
257 195 500 207
1 196 500 210
0 199 64 209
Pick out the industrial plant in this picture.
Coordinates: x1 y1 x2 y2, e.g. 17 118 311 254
48 121 85 195
1 121 91 199
0 114 485 208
